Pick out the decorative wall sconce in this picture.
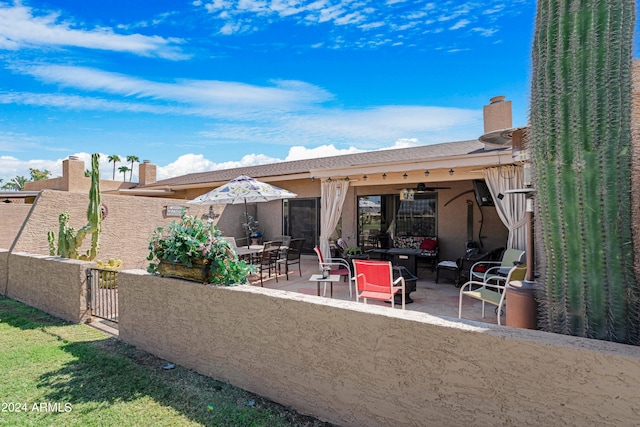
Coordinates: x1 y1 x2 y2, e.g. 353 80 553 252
403 173 408 180
363 175 368 181
382 173 387 180
424 170 430 177
449 168 455 176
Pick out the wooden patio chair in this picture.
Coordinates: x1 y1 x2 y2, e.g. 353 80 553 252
277 238 305 280
256 240 281 287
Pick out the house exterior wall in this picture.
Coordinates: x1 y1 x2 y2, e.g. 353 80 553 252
118 270 640 427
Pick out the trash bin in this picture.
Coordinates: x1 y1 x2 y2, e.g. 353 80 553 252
505 280 539 329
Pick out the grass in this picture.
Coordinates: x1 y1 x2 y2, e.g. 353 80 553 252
0 297 331 427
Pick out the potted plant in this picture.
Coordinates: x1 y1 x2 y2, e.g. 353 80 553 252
147 213 254 285
242 213 262 245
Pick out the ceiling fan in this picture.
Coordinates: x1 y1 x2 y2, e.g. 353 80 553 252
395 182 452 192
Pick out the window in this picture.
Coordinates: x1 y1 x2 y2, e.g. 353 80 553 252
394 194 437 237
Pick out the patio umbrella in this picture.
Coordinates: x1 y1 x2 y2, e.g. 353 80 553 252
187 175 297 247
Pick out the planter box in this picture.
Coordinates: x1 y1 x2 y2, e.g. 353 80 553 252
158 259 209 283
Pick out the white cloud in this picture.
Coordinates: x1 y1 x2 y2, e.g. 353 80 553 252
191 0 525 49
11 64 333 115
0 4 188 60
471 27 498 37
449 19 470 30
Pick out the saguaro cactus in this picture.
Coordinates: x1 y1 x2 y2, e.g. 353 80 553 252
530 1 638 343
48 153 102 260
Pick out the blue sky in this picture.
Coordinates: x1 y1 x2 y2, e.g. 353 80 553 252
0 0 570 182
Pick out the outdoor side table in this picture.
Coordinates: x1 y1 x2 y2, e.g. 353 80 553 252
309 274 341 297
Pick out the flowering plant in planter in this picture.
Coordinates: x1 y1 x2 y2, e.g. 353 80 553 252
147 213 254 285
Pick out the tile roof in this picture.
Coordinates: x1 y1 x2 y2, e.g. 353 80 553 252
144 139 490 188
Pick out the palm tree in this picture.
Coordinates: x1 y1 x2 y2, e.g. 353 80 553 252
1 176 28 191
108 155 121 180
126 155 140 182
118 165 131 182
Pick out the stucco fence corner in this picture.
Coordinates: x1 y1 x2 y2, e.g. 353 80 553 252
117 270 640 427
3 252 91 323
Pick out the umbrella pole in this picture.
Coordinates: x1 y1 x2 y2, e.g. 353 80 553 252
245 199 250 248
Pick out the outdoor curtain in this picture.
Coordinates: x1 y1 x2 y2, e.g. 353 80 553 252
482 165 527 250
319 179 349 260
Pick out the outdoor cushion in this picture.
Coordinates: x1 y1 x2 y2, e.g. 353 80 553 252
473 264 488 273
393 236 437 250
420 238 438 251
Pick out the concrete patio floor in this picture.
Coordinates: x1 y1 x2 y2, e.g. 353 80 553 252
248 254 501 326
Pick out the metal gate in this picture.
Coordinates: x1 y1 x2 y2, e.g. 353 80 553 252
86 268 118 323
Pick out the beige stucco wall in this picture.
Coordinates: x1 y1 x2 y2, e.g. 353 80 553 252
119 271 640 427
11 190 193 270
0 203 32 250
3 252 89 322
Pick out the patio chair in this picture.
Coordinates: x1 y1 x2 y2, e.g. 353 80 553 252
313 245 353 297
277 238 305 280
256 241 282 287
469 248 525 284
457 246 505 286
458 263 527 325
352 260 405 309
335 237 369 264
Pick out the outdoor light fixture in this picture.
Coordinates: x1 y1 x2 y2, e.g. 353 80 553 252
327 177 332 182
449 168 455 176
424 170 430 177
363 175 368 181
382 173 387 180
403 173 408 180
345 176 350 182
311 176 315 182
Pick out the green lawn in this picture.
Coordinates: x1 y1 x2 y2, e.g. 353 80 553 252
0 297 329 427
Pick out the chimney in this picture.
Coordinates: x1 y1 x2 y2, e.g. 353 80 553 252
483 95 512 133
62 155 86 192
139 160 157 186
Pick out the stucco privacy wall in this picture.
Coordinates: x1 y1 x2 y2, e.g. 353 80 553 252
0 203 32 250
119 271 640 427
3 252 88 323
11 190 193 270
